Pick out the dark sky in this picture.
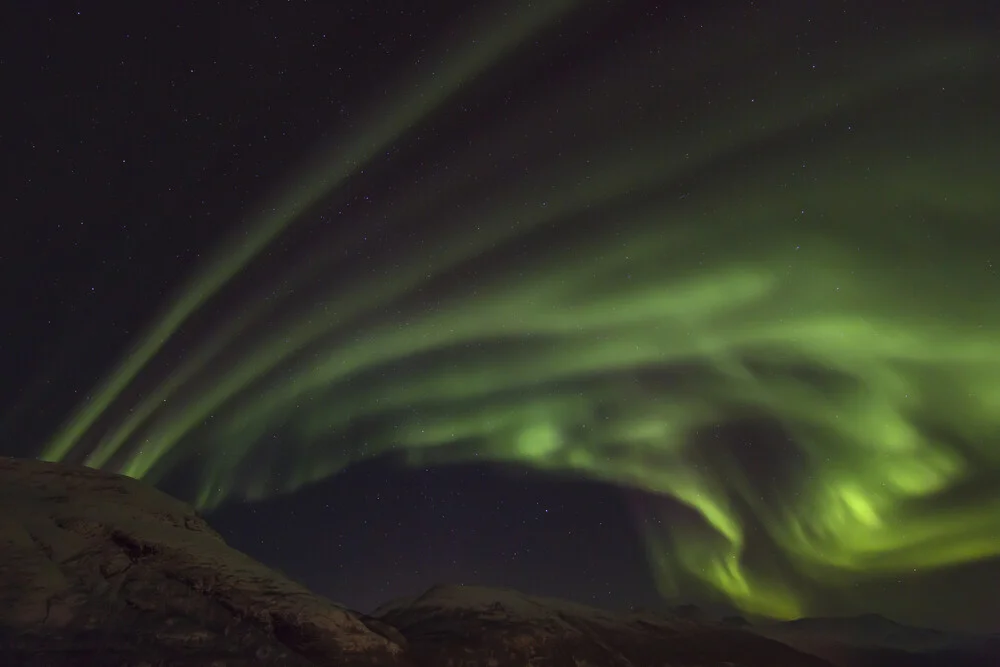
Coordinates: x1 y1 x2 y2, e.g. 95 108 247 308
3 1 999 633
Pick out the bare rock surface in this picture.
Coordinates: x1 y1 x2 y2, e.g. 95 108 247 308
0 457 406 666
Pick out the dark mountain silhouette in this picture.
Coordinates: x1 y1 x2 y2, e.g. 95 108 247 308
752 612 999 667
0 457 994 666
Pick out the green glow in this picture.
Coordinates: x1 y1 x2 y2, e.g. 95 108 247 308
40 0 579 466
37 4 1000 620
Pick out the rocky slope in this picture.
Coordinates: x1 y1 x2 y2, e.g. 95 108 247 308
372 584 833 667
0 457 992 666
0 457 406 666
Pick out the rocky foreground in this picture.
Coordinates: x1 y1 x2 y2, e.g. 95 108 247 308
0 458 993 666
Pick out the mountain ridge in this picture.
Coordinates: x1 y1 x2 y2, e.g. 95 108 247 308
0 457 994 666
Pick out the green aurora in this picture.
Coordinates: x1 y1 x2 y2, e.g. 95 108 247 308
39 2 1000 619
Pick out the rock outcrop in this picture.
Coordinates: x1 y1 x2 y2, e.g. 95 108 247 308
0 457 406 666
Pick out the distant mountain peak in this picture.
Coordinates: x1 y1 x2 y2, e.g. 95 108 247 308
763 610 984 657
375 582 834 667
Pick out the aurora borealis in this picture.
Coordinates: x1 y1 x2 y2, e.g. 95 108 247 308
7 0 1000 628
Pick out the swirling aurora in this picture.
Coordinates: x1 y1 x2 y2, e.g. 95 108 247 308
37 2 1000 620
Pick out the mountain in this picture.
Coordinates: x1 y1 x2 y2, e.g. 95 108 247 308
0 456 992 666
0 457 406 666
371 583 832 667
752 613 999 667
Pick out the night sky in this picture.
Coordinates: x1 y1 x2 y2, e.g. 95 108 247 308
3 1 999 634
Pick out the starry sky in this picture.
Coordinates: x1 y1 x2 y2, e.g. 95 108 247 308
3 1 999 633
